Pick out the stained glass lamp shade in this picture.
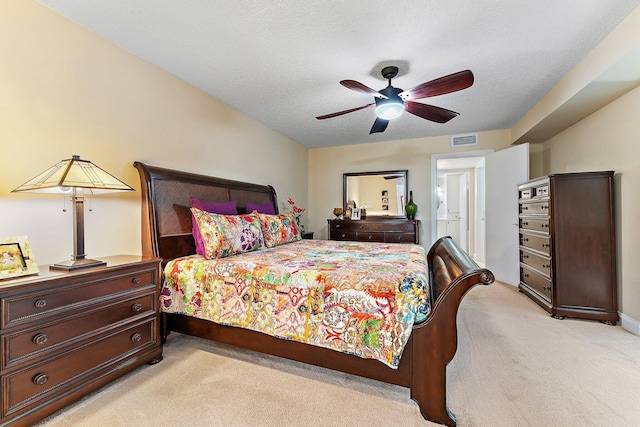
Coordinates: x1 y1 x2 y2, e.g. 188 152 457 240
12 155 134 271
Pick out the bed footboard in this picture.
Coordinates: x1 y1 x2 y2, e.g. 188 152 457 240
411 236 494 426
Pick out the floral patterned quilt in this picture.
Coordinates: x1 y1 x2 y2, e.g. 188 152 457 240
161 239 430 368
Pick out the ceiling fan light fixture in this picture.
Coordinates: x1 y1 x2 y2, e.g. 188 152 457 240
375 100 404 120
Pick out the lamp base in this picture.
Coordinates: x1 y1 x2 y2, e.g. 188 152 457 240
50 258 107 271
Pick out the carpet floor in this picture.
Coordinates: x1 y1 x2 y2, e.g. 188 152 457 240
36 282 640 426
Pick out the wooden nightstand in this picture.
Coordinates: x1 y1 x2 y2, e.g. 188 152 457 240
301 232 314 240
0 255 163 426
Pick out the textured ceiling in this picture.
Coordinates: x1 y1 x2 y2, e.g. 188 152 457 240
38 1 640 148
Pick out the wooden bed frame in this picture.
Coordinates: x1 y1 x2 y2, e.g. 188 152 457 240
134 161 494 426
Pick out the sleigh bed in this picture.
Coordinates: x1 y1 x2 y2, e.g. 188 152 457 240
134 161 494 427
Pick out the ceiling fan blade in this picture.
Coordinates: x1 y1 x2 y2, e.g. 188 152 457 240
405 101 460 123
399 70 474 101
369 117 389 134
316 103 374 120
341 80 388 99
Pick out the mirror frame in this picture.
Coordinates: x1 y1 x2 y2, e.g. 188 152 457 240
343 170 408 219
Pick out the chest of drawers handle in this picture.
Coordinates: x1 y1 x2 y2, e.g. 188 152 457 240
33 333 49 345
131 333 142 342
340 233 346 238
33 373 48 385
131 303 143 312
335 224 341 228
132 277 142 284
34 299 47 308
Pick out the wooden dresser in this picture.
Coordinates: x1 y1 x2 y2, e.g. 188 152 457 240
0 255 162 426
327 218 419 244
518 172 618 324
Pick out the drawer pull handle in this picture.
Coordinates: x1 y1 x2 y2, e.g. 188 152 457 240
542 243 550 248
542 264 551 269
522 221 528 226
132 277 142 284
543 286 551 291
368 235 373 240
335 224 341 228
33 333 49 345
522 206 528 210
131 333 142 342
341 234 346 238
542 224 549 228
34 299 47 309
131 303 143 312
522 238 529 242
522 273 529 278
522 254 529 259
33 373 48 385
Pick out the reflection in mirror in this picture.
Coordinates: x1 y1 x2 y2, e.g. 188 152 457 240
343 170 408 218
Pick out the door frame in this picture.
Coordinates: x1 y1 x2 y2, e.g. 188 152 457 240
430 149 494 247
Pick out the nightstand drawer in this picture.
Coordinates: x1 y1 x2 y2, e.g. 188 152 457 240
3 290 156 369
2 270 154 328
2 318 157 417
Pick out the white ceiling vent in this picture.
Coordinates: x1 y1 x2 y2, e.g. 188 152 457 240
451 134 478 147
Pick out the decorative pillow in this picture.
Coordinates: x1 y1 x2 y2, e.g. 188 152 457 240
246 201 276 215
190 197 237 256
257 211 301 248
191 208 264 259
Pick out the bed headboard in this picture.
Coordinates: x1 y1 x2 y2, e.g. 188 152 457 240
134 162 278 263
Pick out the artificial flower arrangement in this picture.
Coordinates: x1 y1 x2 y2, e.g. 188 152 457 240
287 197 306 229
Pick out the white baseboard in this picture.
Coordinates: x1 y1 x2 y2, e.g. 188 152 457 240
620 312 640 336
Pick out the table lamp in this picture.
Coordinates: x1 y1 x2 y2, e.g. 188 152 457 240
12 155 134 271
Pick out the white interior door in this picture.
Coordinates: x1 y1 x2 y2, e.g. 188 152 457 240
476 162 486 263
485 143 529 285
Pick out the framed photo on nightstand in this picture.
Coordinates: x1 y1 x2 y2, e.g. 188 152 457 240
0 236 39 280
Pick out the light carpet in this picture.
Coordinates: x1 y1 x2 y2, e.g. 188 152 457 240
36 282 640 426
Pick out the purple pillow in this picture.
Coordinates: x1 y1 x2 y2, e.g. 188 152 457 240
246 201 275 215
190 197 237 256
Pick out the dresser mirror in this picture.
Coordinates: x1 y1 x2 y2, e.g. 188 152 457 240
343 170 408 218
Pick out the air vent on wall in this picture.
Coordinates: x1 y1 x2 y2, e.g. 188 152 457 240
451 134 478 147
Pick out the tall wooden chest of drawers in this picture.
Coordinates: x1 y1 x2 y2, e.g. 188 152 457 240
518 172 618 324
0 255 162 426
327 219 419 244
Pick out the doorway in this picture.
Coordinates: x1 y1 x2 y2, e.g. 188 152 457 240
433 152 490 263
431 144 530 285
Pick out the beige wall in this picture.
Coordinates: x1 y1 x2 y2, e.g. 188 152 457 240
0 1 308 265
308 130 512 245
541 86 640 321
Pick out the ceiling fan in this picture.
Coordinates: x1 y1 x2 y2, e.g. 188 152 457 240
316 66 474 134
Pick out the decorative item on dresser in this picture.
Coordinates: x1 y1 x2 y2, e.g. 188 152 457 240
0 255 163 426
328 218 419 244
518 171 618 325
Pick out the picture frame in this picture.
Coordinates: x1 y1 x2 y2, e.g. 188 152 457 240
381 197 389 204
351 208 361 220
381 190 388 197
0 236 39 280
382 204 389 211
